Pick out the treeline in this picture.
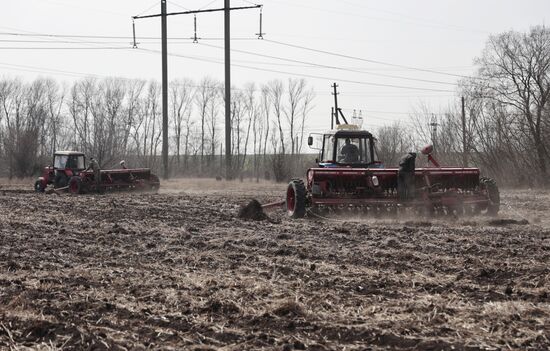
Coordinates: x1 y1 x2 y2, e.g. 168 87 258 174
0 77 314 180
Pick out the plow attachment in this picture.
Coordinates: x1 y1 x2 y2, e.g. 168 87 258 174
281 167 500 219
68 168 160 194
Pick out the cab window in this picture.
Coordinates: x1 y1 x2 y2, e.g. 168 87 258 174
54 155 68 169
67 155 85 169
336 137 371 164
322 135 335 162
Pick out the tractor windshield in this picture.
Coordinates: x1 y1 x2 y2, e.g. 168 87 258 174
54 154 85 169
336 137 371 164
54 155 68 169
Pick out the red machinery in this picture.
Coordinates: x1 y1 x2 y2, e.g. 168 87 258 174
283 86 500 218
34 151 160 194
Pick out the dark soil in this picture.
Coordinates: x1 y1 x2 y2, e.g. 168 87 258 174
0 180 549 350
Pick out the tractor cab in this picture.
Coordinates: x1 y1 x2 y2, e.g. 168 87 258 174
35 151 87 192
51 151 86 187
53 151 86 171
308 125 382 168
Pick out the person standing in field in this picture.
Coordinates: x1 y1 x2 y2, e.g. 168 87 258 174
86 157 101 193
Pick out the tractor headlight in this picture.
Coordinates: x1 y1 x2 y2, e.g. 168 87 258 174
372 175 379 187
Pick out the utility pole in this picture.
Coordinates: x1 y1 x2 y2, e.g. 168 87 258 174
224 0 232 180
161 0 168 179
132 2 261 181
331 83 348 125
332 83 339 125
429 114 439 155
461 96 467 167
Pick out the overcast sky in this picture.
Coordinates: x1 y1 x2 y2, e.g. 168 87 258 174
1 0 549 133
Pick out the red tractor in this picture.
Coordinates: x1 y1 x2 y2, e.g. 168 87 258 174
284 86 499 218
34 151 160 194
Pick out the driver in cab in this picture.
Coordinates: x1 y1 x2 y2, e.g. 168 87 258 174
340 138 359 163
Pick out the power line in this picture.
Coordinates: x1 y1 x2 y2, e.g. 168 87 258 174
166 1 191 11
0 33 476 75
135 1 161 16
137 47 455 92
0 39 138 44
137 47 456 92
197 0 219 10
263 39 486 81
0 34 473 79
0 62 96 78
0 46 129 50
0 32 256 41
0 26 133 51
199 42 458 86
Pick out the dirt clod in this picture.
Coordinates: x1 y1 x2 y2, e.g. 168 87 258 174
272 300 306 317
238 199 268 221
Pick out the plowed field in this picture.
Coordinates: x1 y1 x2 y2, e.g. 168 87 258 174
0 179 549 350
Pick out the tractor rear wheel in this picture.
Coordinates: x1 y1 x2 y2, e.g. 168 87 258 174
34 180 45 193
480 177 500 216
68 176 84 194
286 179 307 218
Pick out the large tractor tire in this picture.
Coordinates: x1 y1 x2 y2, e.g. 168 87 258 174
34 180 45 193
480 177 500 216
68 176 84 194
286 179 307 218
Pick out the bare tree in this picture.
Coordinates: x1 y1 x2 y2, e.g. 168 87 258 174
268 80 285 155
195 77 217 175
376 123 415 166
170 79 194 172
207 83 222 171
474 26 550 184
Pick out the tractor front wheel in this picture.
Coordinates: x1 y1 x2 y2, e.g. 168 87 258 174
480 177 500 216
34 180 45 193
69 176 84 194
286 179 307 218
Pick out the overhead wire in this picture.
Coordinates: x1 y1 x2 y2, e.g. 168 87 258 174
137 47 455 92
240 0 261 6
0 32 256 41
198 0 219 11
0 31 479 79
199 42 458 86
135 1 161 17
263 39 485 81
167 1 191 11
0 46 130 50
